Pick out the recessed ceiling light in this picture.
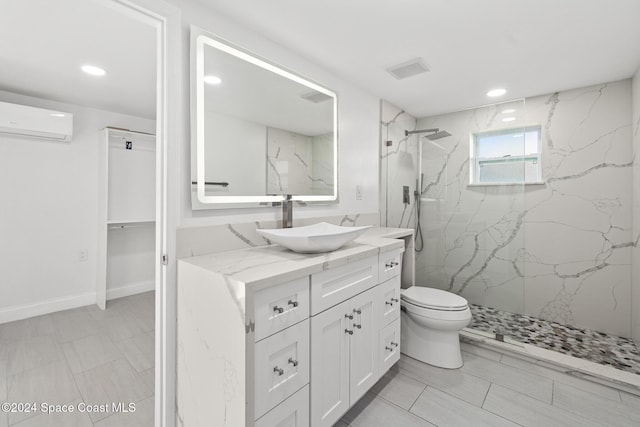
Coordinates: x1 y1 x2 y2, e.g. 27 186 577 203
204 75 222 85
81 65 106 76
502 117 516 122
501 108 516 114
487 88 507 97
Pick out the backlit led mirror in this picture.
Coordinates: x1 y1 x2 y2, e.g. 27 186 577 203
191 27 338 207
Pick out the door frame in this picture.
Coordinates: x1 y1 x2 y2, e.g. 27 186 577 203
101 0 180 425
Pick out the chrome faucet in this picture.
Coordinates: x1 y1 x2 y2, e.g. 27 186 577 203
282 194 293 228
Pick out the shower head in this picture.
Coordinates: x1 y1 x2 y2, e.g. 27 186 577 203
424 130 451 141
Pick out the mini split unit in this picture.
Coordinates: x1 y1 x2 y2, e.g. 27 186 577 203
0 101 73 142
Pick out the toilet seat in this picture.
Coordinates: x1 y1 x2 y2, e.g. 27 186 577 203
401 287 468 311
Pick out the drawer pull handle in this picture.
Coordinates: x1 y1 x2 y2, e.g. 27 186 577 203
385 261 399 268
273 366 284 376
345 314 353 320
391 298 399 303
354 323 362 329
391 342 399 347
353 309 361 314
385 301 393 306
385 346 394 351
288 300 298 308
288 357 298 367
345 329 354 335
273 306 284 314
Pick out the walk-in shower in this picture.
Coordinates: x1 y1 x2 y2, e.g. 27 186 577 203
382 91 640 377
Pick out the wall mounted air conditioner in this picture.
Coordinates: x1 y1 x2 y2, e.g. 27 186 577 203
0 101 73 142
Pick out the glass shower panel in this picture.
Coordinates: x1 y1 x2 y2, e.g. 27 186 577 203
380 100 419 228
414 100 527 336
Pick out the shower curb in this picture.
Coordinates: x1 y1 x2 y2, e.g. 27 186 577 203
460 328 640 397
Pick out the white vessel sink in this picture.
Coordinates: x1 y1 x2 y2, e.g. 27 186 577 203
256 222 372 253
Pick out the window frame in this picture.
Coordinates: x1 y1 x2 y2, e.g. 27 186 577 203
470 125 542 186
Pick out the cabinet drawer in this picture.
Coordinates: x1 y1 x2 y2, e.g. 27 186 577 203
254 277 310 342
255 319 310 419
310 256 378 315
378 275 401 327
255 385 309 427
379 319 401 375
379 249 403 283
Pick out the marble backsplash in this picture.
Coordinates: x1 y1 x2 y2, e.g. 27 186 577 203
411 79 634 338
176 212 380 259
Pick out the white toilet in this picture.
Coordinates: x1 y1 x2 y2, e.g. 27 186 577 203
400 286 472 369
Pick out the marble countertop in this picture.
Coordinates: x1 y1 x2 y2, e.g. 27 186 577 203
179 227 413 290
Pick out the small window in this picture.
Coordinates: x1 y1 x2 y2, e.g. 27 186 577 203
471 126 541 185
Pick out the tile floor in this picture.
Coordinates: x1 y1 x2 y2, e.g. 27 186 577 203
0 292 155 426
338 345 640 427
469 304 640 375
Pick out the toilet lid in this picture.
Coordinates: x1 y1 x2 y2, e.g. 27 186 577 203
401 287 468 310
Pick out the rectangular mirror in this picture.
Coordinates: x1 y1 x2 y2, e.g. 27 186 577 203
191 27 338 207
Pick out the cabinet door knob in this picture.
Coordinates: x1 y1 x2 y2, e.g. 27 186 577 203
345 329 354 335
345 314 353 320
288 300 298 308
273 366 284 376
273 306 284 314
288 357 298 367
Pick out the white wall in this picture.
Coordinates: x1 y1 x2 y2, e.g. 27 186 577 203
168 0 381 226
0 90 154 318
632 68 640 342
204 111 266 196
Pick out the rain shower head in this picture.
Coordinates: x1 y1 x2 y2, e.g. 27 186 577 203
405 128 452 140
424 130 451 141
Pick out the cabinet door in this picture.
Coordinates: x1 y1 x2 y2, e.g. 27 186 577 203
348 286 378 405
310 299 350 427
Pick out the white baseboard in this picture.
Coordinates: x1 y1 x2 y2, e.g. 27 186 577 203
107 280 155 301
0 281 156 324
0 292 96 324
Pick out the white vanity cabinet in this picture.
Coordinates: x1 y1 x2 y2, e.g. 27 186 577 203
309 286 379 427
176 231 410 427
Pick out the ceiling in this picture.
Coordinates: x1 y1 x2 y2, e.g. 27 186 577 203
1 1 639 121
195 0 640 117
0 0 156 119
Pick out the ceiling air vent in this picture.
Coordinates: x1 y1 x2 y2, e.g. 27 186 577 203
300 90 332 103
387 59 430 80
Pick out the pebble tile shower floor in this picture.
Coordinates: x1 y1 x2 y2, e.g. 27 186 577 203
468 304 640 375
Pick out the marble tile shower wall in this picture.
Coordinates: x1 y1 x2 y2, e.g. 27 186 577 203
414 79 635 338
266 127 334 196
380 100 418 228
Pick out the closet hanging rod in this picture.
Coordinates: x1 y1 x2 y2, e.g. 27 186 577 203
191 181 229 187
